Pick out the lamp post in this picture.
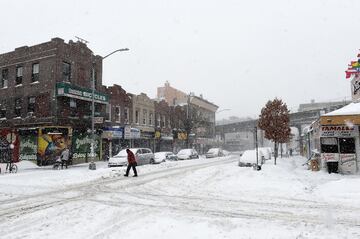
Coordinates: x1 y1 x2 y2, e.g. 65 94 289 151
90 48 129 166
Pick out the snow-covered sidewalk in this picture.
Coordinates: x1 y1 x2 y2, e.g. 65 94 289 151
1 155 360 239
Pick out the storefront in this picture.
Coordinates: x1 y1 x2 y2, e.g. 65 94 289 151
319 103 360 174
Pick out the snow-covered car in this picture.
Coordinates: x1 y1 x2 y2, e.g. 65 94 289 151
205 148 224 158
108 148 155 167
154 152 178 163
238 149 264 167
177 149 199 160
259 147 272 160
223 150 231 156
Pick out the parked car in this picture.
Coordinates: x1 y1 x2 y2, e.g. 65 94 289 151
177 149 199 160
223 150 231 156
238 149 264 167
154 152 178 163
108 148 155 167
205 148 224 158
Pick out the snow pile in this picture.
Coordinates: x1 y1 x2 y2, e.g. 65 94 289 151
324 102 360 116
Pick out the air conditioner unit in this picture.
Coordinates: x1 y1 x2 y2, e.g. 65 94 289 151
27 112 34 117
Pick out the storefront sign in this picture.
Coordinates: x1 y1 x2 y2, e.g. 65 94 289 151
124 125 131 139
339 154 357 174
56 82 109 104
321 153 339 162
320 125 359 137
130 128 141 139
102 127 124 139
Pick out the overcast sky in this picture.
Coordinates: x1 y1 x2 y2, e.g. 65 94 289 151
1 0 359 119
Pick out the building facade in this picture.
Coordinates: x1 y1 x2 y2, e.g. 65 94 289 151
130 93 155 150
0 38 107 165
154 100 173 152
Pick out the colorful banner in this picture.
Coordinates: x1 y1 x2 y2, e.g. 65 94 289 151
19 132 37 161
72 132 100 160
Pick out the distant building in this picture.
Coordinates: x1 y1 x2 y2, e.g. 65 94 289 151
157 81 188 106
298 99 350 113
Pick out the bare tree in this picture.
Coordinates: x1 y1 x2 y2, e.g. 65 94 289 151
258 98 291 165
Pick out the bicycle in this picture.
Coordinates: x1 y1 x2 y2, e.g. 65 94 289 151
6 161 18 173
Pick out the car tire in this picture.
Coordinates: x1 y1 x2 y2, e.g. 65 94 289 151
150 159 155 164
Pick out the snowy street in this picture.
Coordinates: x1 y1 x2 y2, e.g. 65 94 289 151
1 155 360 239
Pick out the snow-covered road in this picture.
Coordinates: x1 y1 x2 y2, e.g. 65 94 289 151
1 155 360 239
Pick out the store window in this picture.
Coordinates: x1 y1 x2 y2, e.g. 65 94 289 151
320 137 338 153
339 138 355 154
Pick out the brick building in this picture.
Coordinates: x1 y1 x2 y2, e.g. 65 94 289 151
102 84 132 157
0 38 108 164
157 81 187 106
154 99 173 152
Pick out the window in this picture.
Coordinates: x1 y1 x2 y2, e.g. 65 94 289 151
339 138 355 154
28 96 35 113
31 63 39 82
115 106 121 123
68 98 76 108
320 137 338 153
149 112 153 125
157 114 161 127
1 69 8 88
106 103 111 121
14 98 22 117
143 109 147 125
124 107 129 123
90 68 97 87
62 62 71 81
16 66 23 85
0 100 6 118
135 109 139 124
162 115 166 128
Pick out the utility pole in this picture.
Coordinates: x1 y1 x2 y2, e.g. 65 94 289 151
255 126 258 166
89 48 129 168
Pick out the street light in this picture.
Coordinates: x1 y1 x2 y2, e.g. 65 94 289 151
90 48 129 165
216 108 231 114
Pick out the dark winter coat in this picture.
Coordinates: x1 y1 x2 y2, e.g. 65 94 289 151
127 150 137 164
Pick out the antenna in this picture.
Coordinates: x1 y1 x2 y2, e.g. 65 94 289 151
75 36 89 44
